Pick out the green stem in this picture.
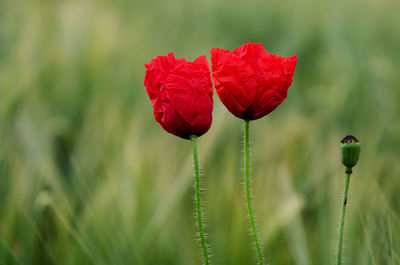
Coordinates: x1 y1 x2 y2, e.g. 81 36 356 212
336 170 352 265
244 120 265 265
190 135 209 265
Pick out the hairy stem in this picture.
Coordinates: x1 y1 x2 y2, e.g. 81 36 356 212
244 120 265 265
336 170 352 265
190 135 209 265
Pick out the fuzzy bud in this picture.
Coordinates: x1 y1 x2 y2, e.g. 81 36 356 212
340 135 361 169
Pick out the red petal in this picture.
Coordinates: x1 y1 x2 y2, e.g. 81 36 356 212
165 55 213 135
211 48 257 119
210 43 297 120
144 53 213 139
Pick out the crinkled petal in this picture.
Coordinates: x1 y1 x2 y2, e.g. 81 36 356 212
210 43 297 120
248 54 297 119
165 55 213 136
144 53 213 139
211 48 257 119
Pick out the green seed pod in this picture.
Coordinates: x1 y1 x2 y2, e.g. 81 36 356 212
340 135 361 169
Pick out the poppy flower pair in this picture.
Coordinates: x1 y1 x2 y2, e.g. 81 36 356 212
144 42 297 265
144 42 297 139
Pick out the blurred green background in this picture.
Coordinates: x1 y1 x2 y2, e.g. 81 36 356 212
1 0 400 264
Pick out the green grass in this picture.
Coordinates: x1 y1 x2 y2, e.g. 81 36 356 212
1 0 400 264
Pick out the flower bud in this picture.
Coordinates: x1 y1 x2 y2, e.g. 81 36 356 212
340 135 361 169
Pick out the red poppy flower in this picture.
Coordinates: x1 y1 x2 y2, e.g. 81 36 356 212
144 53 213 139
211 42 297 120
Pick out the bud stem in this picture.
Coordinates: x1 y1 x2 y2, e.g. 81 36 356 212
336 169 352 265
190 135 210 265
244 120 265 265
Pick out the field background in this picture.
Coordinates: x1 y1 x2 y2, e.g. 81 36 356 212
1 0 400 264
